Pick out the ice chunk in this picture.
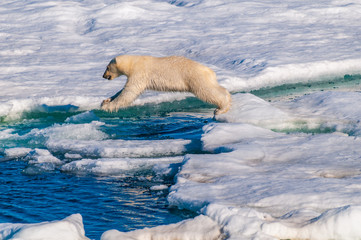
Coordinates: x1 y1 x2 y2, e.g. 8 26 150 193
101 215 221 240
202 122 279 152
4 147 32 159
0 129 19 140
203 204 273 239
152 162 183 181
25 148 62 165
61 156 183 176
150 185 168 191
33 121 107 141
262 205 361 240
64 153 83 159
48 139 194 158
65 111 99 124
0 214 89 240
215 93 294 130
216 92 361 135
22 148 62 174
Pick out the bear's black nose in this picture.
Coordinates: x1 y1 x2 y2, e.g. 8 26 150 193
103 74 112 80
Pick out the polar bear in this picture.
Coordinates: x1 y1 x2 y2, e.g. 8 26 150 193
101 55 231 115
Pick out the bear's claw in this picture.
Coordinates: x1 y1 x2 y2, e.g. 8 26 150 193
101 99 117 112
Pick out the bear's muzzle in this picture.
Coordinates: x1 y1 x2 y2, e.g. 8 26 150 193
103 72 112 80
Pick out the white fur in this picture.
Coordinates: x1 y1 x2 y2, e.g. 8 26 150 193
101 55 231 115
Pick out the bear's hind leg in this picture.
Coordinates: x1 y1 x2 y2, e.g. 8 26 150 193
193 85 231 115
213 87 231 115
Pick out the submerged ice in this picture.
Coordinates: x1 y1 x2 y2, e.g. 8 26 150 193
2 0 361 239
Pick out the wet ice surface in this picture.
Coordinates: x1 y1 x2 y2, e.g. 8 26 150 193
2 0 361 239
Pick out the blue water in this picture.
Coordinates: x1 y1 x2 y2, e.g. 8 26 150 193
0 98 211 239
0 162 187 238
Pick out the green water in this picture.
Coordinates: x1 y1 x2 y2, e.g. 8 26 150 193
251 74 361 101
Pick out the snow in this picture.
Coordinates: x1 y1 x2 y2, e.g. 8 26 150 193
2 0 361 239
2 0 361 119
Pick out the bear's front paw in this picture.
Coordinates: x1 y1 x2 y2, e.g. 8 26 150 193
101 98 111 106
101 99 116 112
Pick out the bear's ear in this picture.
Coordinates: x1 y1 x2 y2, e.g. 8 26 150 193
110 58 117 65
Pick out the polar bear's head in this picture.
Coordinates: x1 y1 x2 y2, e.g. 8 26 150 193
103 58 119 80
